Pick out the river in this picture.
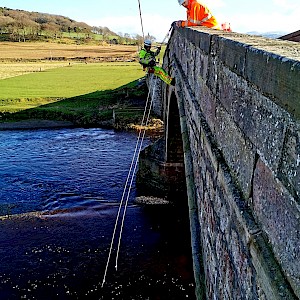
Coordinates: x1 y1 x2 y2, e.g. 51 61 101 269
0 128 195 299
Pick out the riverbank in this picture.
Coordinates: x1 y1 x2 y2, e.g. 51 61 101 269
0 76 163 132
0 117 163 132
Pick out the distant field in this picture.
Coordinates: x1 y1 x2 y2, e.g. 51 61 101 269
0 42 156 128
0 62 73 80
0 42 139 61
0 42 141 80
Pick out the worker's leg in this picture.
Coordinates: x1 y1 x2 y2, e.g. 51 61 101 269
153 66 173 85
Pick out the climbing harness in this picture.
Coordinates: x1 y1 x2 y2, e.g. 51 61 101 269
102 79 158 287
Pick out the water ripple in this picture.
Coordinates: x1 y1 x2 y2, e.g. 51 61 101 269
0 128 149 216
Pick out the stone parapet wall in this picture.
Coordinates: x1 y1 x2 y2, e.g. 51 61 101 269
162 27 300 299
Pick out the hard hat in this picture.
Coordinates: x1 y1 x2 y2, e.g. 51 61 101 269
178 0 185 5
144 40 152 47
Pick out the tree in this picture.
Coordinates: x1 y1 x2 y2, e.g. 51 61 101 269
145 33 156 43
0 7 122 43
0 15 14 34
92 26 103 35
134 34 143 47
41 23 60 39
124 33 131 44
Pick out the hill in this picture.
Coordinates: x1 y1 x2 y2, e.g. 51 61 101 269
246 31 288 39
0 7 120 43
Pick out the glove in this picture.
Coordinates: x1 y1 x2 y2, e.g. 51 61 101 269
148 60 156 67
171 21 182 28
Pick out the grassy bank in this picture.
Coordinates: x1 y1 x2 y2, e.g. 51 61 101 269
0 62 153 129
0 62 143 99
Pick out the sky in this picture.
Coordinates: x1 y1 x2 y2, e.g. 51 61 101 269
1 0 299 41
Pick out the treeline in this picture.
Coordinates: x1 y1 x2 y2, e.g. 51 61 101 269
0 7 155 44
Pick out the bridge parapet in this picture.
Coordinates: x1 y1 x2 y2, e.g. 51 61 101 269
139 27 300 299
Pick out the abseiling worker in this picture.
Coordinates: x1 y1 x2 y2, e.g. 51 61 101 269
176 0 221 29
139 40 175 86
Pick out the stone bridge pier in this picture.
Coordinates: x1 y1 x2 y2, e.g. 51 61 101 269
137 27 300 299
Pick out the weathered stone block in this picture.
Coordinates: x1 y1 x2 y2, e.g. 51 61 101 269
250 233 297 300
245 48 300 120
279 123 300 201
218 67 288 173
253 159 300 297
215 105 256 199
206 56 219 95
216 37 248 76
148 76 163 117
199 30 212 55
194 48 209 83
196 76 216 133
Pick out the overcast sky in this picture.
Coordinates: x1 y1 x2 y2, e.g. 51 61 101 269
1 0 299 41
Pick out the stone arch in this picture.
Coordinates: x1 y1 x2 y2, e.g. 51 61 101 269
136 88 187 202
165 90 184 164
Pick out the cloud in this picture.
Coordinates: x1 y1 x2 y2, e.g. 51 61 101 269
85 0 300 40
272 0 298 8
86 14 175 41
230 8 300 34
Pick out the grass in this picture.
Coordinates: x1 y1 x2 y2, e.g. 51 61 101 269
0 61 72 80
0 42 165 130
0 62 149 128
0 62 144 100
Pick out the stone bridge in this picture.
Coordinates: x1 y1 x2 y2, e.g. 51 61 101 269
137 27 300 299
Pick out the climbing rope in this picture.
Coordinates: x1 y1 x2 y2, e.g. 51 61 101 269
101 79 157 287
160 26 173 47
137 0 145 40
114 80 157 269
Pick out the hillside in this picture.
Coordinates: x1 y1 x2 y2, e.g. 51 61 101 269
0 7 120 43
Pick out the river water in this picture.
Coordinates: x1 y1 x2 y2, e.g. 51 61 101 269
0 128 195 299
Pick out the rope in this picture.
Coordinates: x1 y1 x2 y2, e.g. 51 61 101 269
160 26 173 47
101 79 157 287
115 80 157 270
137 0 145 40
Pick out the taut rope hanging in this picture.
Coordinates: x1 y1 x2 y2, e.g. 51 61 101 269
114 80 157 270
137 0 145 40
101 79 158 287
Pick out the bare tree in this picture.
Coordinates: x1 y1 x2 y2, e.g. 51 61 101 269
134 34 143 47
41 23 60 39
124 33 131 44
0 15 14 34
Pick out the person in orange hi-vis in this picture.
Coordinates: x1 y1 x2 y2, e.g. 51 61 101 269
175 0 221 30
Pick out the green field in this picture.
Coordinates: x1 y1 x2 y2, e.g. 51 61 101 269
0 63 143 100
0 62 148 127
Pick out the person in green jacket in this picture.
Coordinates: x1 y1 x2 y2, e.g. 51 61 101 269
139 40 175 86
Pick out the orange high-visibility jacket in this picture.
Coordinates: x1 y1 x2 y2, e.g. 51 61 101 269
181 0 220 29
